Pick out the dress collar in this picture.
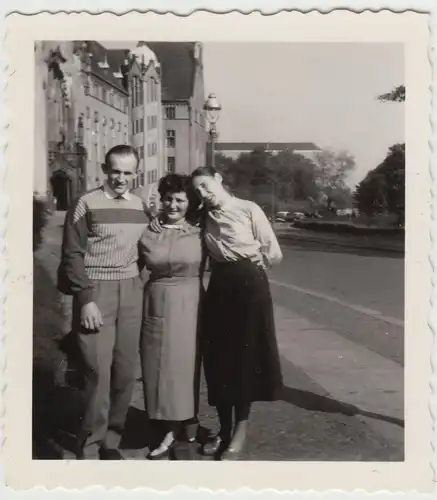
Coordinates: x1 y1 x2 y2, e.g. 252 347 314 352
103 182 131 200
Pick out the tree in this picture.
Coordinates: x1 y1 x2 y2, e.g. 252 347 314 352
354 143 405 225
377 85 405 103
214 148 321 216
312 149 356 210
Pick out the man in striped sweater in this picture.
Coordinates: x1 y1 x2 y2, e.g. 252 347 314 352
58 145 150 460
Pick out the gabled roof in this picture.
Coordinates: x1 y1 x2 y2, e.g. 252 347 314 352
84 41 129 94
216 142 320 152
137 42 197 101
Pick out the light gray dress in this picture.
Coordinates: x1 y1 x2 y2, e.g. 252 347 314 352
139 222 203 421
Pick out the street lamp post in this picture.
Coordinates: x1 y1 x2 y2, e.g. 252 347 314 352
203 93 221 168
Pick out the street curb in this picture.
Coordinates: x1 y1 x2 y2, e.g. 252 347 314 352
276 232 404 254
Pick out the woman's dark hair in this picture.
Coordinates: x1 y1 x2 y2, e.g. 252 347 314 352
191 166 219 178
158 173 201 220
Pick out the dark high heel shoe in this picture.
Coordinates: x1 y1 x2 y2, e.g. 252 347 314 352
202 435 228 457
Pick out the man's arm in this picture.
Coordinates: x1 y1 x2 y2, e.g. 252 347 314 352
58 197 94 306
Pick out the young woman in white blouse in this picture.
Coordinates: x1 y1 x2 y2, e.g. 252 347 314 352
190 166 284 460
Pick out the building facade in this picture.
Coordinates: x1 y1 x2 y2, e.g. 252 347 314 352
75 42 130 191
42 41 86 210
216 142 321 161
128 46 166 207
34 42 49 200
140 42 207 175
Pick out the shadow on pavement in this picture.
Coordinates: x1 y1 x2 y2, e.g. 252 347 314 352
281 386 404 428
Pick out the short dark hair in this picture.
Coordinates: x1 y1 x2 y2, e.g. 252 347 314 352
191 166 218 179
105 144 139 169
158 173 201 216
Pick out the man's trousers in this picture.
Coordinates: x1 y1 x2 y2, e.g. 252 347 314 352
73 277 143 459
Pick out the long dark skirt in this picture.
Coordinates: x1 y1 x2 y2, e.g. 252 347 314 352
202 259 283 406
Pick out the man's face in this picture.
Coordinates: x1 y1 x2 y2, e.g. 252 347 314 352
105 154 137 195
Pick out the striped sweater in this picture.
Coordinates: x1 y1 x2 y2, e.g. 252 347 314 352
58 185 150 305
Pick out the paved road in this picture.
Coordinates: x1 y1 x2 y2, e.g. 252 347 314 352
34 217 405 461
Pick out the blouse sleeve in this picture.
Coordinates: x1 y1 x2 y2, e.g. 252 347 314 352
249 202 283 266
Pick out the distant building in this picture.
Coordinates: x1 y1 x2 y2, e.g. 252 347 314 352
43 41 85 210
216 142 321 161
128 45 166 207
34 42 50 201
75 42 130 191
138 42 208 174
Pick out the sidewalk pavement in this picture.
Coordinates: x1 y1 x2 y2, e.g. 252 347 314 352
33 213 404 461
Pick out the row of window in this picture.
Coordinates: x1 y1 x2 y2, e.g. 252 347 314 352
86 107 125 133
133 116 158 134
136 143 158 159
164 106 205 126
87 133 128 164
85 79 128 114
165 106 176 120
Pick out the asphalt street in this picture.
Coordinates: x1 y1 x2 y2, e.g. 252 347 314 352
34 215 405 461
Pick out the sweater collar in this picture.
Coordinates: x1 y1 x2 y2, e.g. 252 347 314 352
103 182 131 200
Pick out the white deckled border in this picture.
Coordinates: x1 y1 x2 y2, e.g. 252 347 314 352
0 4 434 497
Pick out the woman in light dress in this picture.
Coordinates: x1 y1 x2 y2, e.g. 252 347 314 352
139 173 205 459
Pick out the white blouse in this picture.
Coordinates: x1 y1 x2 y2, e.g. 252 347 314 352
204 197 283 267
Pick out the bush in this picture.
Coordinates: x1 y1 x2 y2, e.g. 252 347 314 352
33 196 49 251
293 219 404 238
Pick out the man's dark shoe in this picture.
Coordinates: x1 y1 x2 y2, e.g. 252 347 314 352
99 448 125 460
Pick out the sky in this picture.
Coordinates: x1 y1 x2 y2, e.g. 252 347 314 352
103 41 404 188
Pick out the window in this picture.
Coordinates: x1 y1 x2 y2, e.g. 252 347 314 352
167 156 175 173
102 88 107 103
152 81 158 102
140 118 144 133
147 143 157 157
94 111 99 123
131 81 136 108
165 106 176 119
166 129 176 148
109 90 114 106
86 107 91 119
146 80 151 103
118 122 122 132
138 146 144 159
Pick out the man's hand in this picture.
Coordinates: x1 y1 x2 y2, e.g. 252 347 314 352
149 216 164 233
81 302 104 331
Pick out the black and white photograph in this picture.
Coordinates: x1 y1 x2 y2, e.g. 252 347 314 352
32 37 406 462
3 10 432 492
